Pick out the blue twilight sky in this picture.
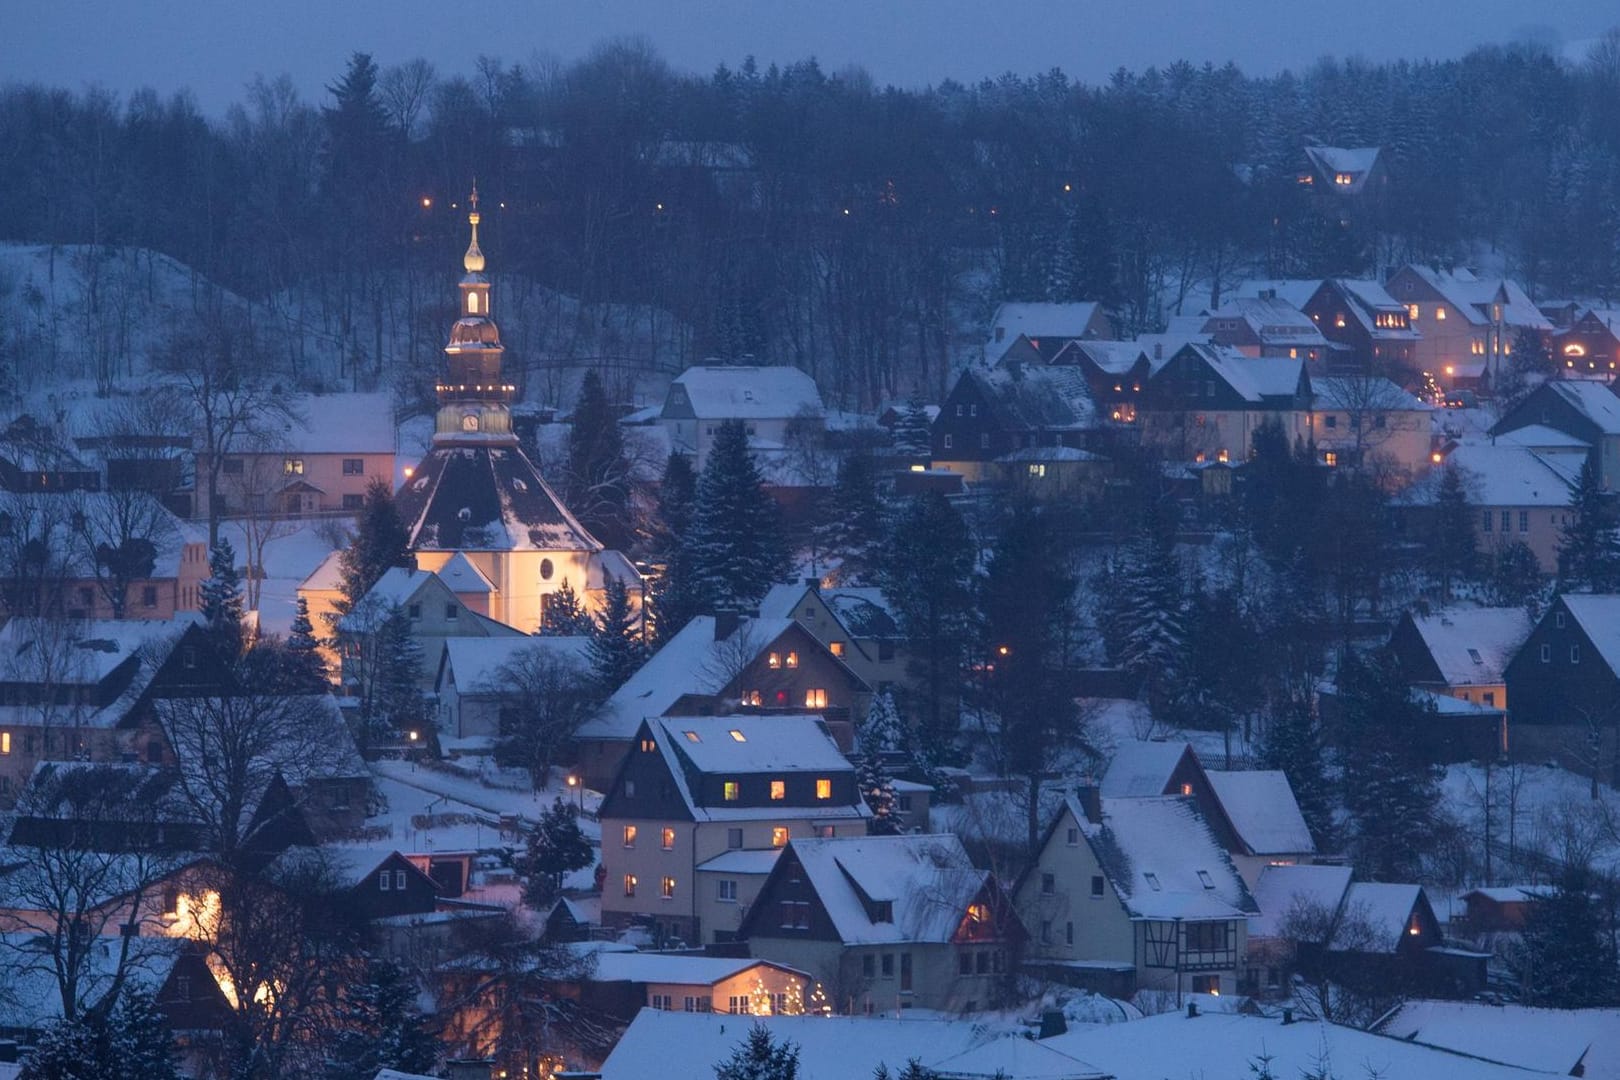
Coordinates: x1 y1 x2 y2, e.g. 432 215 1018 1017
6 0 1616 115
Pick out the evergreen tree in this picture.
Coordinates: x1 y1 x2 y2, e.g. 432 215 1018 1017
1112 526 1186 703
687 419 790 611
858 692 906 754
828 450 885 584
858 752 901 835
1260 690 1335 847
566 369 632 548
541 578 593 635
650 452 703 643
1429 464 1477 601
1335 647 1444 880
352 603 428 754
873 1062 940 1080
1557 456 1620 592
283 596 329 691
20 989 180 1080
200 538 245 653
877 492 976 748
714 1023 800 1080
1173 582 1263 761
889 399 934 460
1510 861 1620 1007
523 798 595 907
339 477 412 612
325 959 438 1080
588 575 646 694
1488 540 1547 616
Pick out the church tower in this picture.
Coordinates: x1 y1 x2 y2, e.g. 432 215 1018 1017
395 185 636 633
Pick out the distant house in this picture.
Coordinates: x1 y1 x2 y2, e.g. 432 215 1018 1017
1492 380 1620 489
1138 344 1311 465
1400 443 1579 573
1298 882 1485 999
573 613 870 791
1503 594 1620 778
1299 145 1386 197
1244 863 1355 996
596 714 870 945
0 417 101 492
1047 339 1156 425
1307 376 1432 475
1017 789 1256 998
1551 307 1620 378
276 846 442 920
570 950 811 1018
194 392 397 519
1296 278 1421 377
434 636 591 742
931 365 1097 482
660 365 824 474
1388 607 1533 713
757 582 909 702
1198 296 1329 361
1384 265 1551 391
984 302 1116 365
1453 885 1548 935
739 834 1023 1014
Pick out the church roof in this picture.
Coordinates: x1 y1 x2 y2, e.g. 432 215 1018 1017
395 444 602 553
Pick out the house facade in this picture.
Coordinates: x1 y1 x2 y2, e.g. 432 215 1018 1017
930 364 1096 482
1384 265 1551 391
1388 607 1533 713
660 364 825 474
1502 594 1620 780
1299 279 1420 377
1551 307 1620 378
1138 345 1311 464
1492 380 1620 490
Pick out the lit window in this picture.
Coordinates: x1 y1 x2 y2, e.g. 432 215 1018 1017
624 874 637 897
768 652 782 669
640 737 656 753
1565 343 1587 357
770 780 786 800
661 876 676 900
740 690 761 706
829 641 845 658
1216 449 1229 464
1179 783 1193 796
785 651 799 669
772 827 789 847
1435 307 1446 320
622 825 637 848
1323 451 1338 467
804 688 828 708
662 827 675 849
1028 463 1047 478
0 732 8 755
967 902 988 924
684 730 700 742
468 292 479 314
282 458 304 475
1408 304 1420 320
723 781 739 801
1335 313 1346 328
816 778 832 800
729 729 747 742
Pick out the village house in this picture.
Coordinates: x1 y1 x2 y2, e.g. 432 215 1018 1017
756 581 909 701
194 392 397 519
596 715 870 945
567 949 811 1018
1550 306 1620 378
1244 863 1355 997
1017 788 1256 998
1299 882 1485 1000
1492 379 1620 489
1503 593 1620 779
1197 295 1329 361
1305 376 1432 475
573 612 870 791
433 635 591 743
0 417 102 493
931 364 1097 482
1302 278 1421 377
1384 265 1551 391
1137 344 1310 465
1451 885 1549 937
1047 338 1157 426
1400 442 1579 573
739 833 1023 1015
660 364 825 474
984 301 1116 365
1388 607 1533 713
1299 144 1386 199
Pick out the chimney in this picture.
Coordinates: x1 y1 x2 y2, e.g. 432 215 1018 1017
1153 342 1164 361
1076 783 1103 825
1262 288 1276 301
1038 1009 1068 1039
1187 1001 1199 1019
713 610 741 641
804 576 821 592
1281 1007 1295 1025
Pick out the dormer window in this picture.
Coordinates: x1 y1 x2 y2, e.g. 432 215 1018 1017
723 781 739 801
815 778 831 800
772 827 789 847
966 902 987 924
873 900 894 923
770 780 786 800
684 730 700 742
1179 783 1193 796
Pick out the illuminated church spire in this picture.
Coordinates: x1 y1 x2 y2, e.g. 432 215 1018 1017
463 181 486 273
434 181 511 445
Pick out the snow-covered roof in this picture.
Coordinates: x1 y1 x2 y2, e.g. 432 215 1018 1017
1377 1000 1620 1079
1304 145 1382 193
440 636 590 693
656 714 852 776
601 1011 1032 1080
1548 380 1620 433
1494 424 1591 450
665 365 824 420
222 392 397 455
1235 278 1324 310
1043 1008 1543 1080
996 446 1105 463
1560 595 1620 673
0 491 195 580
1099 740 1188 797
0 616 182 686
777 834 992 945
395 444 603 553
823 588 900 638
0 932 191 1030
931 1037 1103 1079
1247 863 1354 939
590 953 805 987
299 549 346 593
1056 339 1149 375
577 615 803 741
1404 266 1553 331
437 551 496 593
1462 885 1549 904
756 581 820 621
1206 770 1314 856
1203 296 1327 347
1337 882 1426 953
1073 794 1256 920
1173 344 1306 403
1404 607 1532 687
696 848 782 875
1312 376 1429 413
973 364 1096 432
988 302 1107 353
1428 443 1580 508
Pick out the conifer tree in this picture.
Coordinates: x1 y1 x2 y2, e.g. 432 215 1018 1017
715 1025 800 1080
1429 464 1477 601
858 692 906 754
686 419 790 611
325 959 438 1079
1112 526 1185 703
858 753 901 836
200 538 245 654
1510 861 1620 1007
20 989 180 1080
565 368 631 548
588 575 645 694
541 578 592 635
522 797 595 907
339 477 412 613
890 399 934 460
283 595 328 691
649 452 702 643
828 450 885 584
1557 456 1620 592
1260 691 1335 847
1488 540 1547 616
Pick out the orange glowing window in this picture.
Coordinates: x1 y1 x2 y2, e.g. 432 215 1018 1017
804 688 828 708
816 778 832 800
770 780 786 801
772 827 790 847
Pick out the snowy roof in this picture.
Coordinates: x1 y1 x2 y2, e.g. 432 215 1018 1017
1337 882 1426 952
931 1037 1103 1079
1057 339 1150 375
1305 145 1382 193
1404 607 1532 687
601 1011 1030 1080
1235 278 1324 310
0 491 194 580
299 549 346 592
1548 380 1620 433
973 364 1096 432
988 302 1107 352
1461 885 1549 904
1405 266 1552 330
0 932 189 1030
1206 771 1315 856
578 615 825 741
375 1071 440 1080
0 616 184 686
1560 595 1620 672
222 393 397 455
665 365 824 420
767 835 994 946
352 567 442 611
823 588 900 638
1074 795 1256 920
1247 863 1353 939
1312 376 1429 413
440 636 590 693
996 446 1105 463
1043 1009 1545 1080
1377 1000 1620 1079
590 953 805 987
1173 343 1306 403
1099 740 1189 797
1494 424 1591 450
395 444 603 553
1203 296 1327 347
656 714 852 776
437 551 496 593
696 848 782 875
1427 443 1580 508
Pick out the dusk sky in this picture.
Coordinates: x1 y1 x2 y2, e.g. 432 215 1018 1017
7 0 1616 115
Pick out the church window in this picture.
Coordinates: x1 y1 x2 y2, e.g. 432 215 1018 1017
468 292 480 314
540 559 554 580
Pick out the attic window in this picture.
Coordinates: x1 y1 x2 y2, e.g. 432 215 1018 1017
1467 648 1483 665
1197 870 1215 890
785 651 799 669
1144 873 1162 891
966 902 987 924
769 652 782 669
729 729 747 742
873 900 893 922
1179 783 1193 796
770 780 786 800
684 730 700 742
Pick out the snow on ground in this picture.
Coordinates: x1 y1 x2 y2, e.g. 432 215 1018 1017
364 769 517 854
218 518 344 637
371 758 603 839
1440 761 1620 883
1085 697 1260 770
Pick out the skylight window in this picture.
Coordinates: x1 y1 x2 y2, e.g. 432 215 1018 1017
1467 648 1483 665
1197 870 1215 889
1144 873 1161 891
684 731 700 742
729 729 747 742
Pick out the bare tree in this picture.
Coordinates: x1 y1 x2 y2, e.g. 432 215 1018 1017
486 643 599 789
0 614 99 798
0 491 77 617
1278 896 1398 1028
68 488 178 618
379 58 438 139
221 450 300 612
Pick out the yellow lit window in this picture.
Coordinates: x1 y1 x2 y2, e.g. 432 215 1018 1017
768 652 782 669
0 731 8 755
804 688 828 708
770 780 786 800
785 651 799 670
282 458 304 476
1289 348 1298 359
816 778 832 800
1444 364 1455 376
740 690 761 706
622 825 637 848
1216 449 1229 464
1566 344 1587 357
1334 313 1346 328
1324 451 1338 467
662 827 675 849
967 902 988 924
723 781 739 801
1435 307 1446 320
1028 464 1046 478
624 874 637 897
729 729 747 742
468 292 479 314
661 876 675 899
1180 783 1193 796
772 827 790 847
829 641 845 658
640 737 657 752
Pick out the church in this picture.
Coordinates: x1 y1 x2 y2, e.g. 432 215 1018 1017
394 187 638 633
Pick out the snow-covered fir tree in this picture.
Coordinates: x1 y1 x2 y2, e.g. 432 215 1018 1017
858 753 901 836
686 419 789 611
1557 456 1620 592
1510 861 1620 1007
1110 527 1185 701
650 451 703 643
338 476 412 611
1428 464 1477 601
858 692 906 755
283 595 328 691
714 1023 800 1080
20 989 179 1080
324 959 439 1078
523 797 595 907
588 574 645 695
541 578 592 635
889 399 933 460
199 538 244 652
828 451 884 585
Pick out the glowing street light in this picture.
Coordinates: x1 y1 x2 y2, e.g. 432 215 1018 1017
567 773 583 810
421 196 432 208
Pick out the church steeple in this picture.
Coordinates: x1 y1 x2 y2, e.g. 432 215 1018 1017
435 182 513 445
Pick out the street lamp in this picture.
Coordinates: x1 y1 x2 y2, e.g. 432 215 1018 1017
566 774 583 811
